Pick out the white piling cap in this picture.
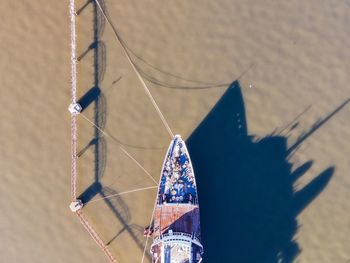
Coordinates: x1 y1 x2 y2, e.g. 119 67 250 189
70 199 83 212
68 103 82 114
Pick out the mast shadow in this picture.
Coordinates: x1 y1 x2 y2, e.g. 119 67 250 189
187 81 341 263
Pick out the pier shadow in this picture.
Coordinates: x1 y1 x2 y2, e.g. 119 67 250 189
186 81 344 263
76 0 150 260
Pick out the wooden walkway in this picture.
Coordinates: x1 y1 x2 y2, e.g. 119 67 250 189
69 1 117 262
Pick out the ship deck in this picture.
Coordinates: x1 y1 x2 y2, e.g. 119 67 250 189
153 204 200 239
158 135 198 205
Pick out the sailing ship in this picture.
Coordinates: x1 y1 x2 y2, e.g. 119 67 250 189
146 135 203 263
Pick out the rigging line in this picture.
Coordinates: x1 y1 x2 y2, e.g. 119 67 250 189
136 62 254 90
119 37 225 86
80 113 158 185
103 128 166 150
135 64 229 90
278 105 312 135
118 35 255 89
93 0 174 138
87 186 158 204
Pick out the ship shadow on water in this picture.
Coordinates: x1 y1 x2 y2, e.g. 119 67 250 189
73 1 350 261
186 81 348 263
75 0 149 260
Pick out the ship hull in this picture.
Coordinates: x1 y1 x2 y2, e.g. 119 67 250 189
150 135 203 263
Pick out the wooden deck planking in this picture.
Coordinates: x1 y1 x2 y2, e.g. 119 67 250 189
153 204 200 238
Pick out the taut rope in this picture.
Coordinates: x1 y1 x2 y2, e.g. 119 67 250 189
93 0 174 139
87 186 158 204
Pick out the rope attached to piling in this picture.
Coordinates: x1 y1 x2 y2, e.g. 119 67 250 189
70 1 174 262
91 2 173 260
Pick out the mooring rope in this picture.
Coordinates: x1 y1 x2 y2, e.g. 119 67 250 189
70 2 170 262
87 186 158 204
93 0 174 139
140 186 160 263
80 113 158 185
89 5 166 259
